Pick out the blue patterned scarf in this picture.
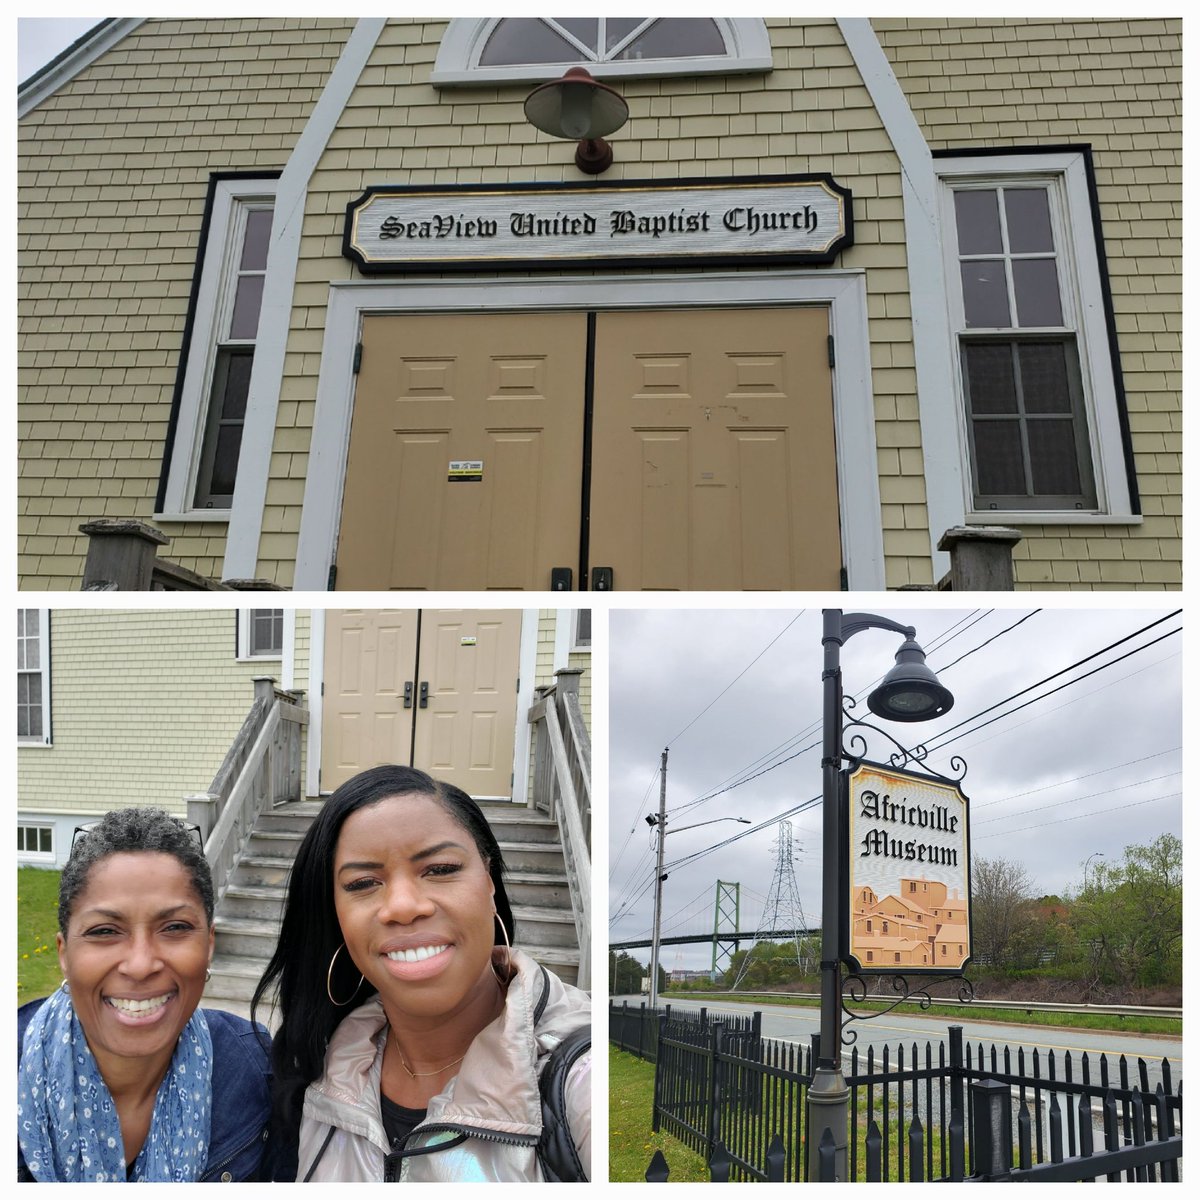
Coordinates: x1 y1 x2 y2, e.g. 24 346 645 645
17 984 214 1182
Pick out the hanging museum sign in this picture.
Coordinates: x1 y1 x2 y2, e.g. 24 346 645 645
343 174 853 273
842 760 972 975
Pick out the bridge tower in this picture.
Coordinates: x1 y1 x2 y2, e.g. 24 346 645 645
710 880 741 981
732 819 810 989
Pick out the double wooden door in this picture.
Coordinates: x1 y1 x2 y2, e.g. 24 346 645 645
321 609 522 798
335 307 840 590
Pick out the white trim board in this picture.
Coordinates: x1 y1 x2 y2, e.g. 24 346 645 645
837 17 963 579
293 269 885 591
223 17 387 581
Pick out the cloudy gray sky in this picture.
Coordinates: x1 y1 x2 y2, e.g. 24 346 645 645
608 605 1182 972
18 18 103 84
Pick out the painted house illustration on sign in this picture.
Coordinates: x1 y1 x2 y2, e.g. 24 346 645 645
17 17 1181 591
851 878 970 971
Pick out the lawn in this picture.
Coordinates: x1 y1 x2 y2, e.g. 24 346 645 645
608 1046 709 1182
17 867 63 1005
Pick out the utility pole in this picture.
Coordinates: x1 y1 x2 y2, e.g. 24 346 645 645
648 747 668 1007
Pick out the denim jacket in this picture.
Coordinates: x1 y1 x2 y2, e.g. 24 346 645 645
17 998 272 1182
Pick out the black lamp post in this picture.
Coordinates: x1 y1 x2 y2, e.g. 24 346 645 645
808 609 954 1181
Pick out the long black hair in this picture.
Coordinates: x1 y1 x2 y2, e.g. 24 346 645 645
251 765 514 1179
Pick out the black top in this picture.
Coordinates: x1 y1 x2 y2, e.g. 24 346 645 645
380 1093 427 1152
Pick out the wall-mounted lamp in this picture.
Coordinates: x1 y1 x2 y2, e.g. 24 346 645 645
523 66 629 175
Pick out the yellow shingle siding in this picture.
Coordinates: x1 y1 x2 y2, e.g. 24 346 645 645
875 18 1182 589
18 18 355 589
17 609 289 817
257 18 923 588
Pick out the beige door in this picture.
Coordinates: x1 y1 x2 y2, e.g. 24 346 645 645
588 308 842 590
411 610 523 800
335 313 587 590
322 609 419 792
321 609 521 798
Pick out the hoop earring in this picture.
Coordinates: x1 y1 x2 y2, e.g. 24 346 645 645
494 912 513 983
326 943 365 1007
205 967 212 984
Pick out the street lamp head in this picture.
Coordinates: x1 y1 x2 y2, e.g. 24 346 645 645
866 637 954 723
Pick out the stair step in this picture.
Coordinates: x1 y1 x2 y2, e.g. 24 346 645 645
512 904 577 947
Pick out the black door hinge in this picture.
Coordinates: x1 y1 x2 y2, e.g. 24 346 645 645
352 342 363 373
327 563 337 590
840 566 848 591
827 335 835 368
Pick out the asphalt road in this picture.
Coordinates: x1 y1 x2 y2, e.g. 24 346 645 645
610 994 1183 1092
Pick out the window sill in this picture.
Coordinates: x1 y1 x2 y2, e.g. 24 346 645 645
17 740 53 749
153 510 232 524
965 512 1142 527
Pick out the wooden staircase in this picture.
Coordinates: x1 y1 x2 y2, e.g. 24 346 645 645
202 799 580 1024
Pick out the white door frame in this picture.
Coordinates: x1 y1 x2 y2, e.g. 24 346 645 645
305 607 537 801
294 270 885 590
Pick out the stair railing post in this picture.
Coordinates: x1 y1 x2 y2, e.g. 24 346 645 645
187 791 219 851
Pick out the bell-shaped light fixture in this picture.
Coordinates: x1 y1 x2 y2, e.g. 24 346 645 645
524 66 630 175
866 638 954 723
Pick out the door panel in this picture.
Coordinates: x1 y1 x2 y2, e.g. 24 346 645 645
589 307 842 590
336 313 587 590
412 610 522 799
321 610 521 799
322 610 418 793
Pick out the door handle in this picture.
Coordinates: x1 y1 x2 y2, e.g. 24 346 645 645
403 682 413 709
419 682 429 709
591 566 613 591
550 567 573 591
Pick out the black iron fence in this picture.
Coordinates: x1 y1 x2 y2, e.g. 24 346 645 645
609 1001 1183 1182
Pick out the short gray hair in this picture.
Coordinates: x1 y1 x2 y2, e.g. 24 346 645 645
59 807 214 934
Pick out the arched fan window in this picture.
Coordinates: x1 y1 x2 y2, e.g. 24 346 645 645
432 17 772 86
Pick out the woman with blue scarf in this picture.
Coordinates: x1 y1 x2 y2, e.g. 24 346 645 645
17 807 272 1182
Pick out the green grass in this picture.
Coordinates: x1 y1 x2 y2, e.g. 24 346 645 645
664 990 1181 1038
18 867 63 1005
608 1046 709 1182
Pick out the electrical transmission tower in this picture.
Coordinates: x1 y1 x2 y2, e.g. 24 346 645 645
732 820 810 989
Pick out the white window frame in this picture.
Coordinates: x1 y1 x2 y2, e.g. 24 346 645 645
432 17 772 86
237 608 285 661
17 822 56 864
936 152 1135 524
17 607 51 747
158 177 277 521
571 609 592 654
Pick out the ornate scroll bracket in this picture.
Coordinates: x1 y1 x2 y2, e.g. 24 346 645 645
840 697 967 785
839 971 976 1045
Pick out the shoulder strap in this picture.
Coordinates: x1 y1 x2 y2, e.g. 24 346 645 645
535 1025 591 1183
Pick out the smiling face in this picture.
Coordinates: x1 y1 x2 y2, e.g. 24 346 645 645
333 795 499 1025
56 852 215 1076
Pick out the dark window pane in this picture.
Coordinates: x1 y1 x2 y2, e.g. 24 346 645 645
240 208 273 272
1017 343 1072 414
576 609 592 646
620 19 724 60
1028 419 1083 496
553 18 597 48
954 190 1003 255
963 343 1018 414
18 674 43 739
973 420 1026 496
218 350 254 421
960 261 1011 328
1004 188 1054 253
252 609 284 655
607 18 647 52
480 18 581 65
39 828 52 852
1013 259 1063 327
229 274 265 340
210 425 243 499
